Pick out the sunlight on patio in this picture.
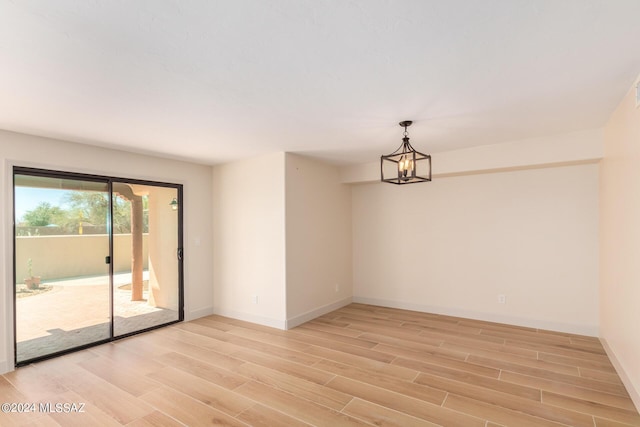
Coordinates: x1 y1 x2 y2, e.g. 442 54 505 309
16 272 178 362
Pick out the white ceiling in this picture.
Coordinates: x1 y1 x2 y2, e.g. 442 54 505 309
1 1 639 165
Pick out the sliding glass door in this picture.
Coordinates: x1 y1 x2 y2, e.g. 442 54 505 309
112 182 180 337
14 168 183 366
14 173 111 363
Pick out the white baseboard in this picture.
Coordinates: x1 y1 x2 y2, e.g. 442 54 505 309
186 306 215 322
601 337 640 412
212 307 286 330
286 297 353 330
352 296 599 337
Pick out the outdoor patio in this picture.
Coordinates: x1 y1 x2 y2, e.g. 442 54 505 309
16 272 178 362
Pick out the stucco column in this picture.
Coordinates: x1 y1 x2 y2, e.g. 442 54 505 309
130 197 144 301
114 183 145 302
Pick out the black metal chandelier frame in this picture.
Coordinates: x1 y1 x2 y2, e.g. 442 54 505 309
380 120 432 185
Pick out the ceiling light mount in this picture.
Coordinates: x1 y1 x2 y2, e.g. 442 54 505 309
380 120 432 185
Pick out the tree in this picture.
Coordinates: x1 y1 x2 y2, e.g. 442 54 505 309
64 191 133 233
64 191 108 226
20 190 147 235
22 202 65 227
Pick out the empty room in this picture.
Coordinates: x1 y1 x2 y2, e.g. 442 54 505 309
1 1 639 426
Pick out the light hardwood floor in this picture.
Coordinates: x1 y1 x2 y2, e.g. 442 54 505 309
1 303 639 426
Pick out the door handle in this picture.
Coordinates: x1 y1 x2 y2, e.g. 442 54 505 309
177 248 183 261
105 256 111 264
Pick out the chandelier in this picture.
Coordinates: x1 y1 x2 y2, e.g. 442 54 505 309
380 121 431 184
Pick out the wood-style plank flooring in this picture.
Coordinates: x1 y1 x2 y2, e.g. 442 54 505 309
1 303 638 426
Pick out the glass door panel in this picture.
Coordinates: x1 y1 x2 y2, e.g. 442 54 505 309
14 173 111 364
112 183 180 336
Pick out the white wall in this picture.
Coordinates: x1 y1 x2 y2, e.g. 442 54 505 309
600 78 640 409
0 129 213 374
352 163 600 335
285 154 352 327
212 152 287 328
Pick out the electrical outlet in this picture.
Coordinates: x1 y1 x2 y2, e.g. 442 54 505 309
335 283 340 293
251 294 258 304
498 294 506 304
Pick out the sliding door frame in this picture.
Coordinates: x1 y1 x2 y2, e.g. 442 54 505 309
13 166 184 367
